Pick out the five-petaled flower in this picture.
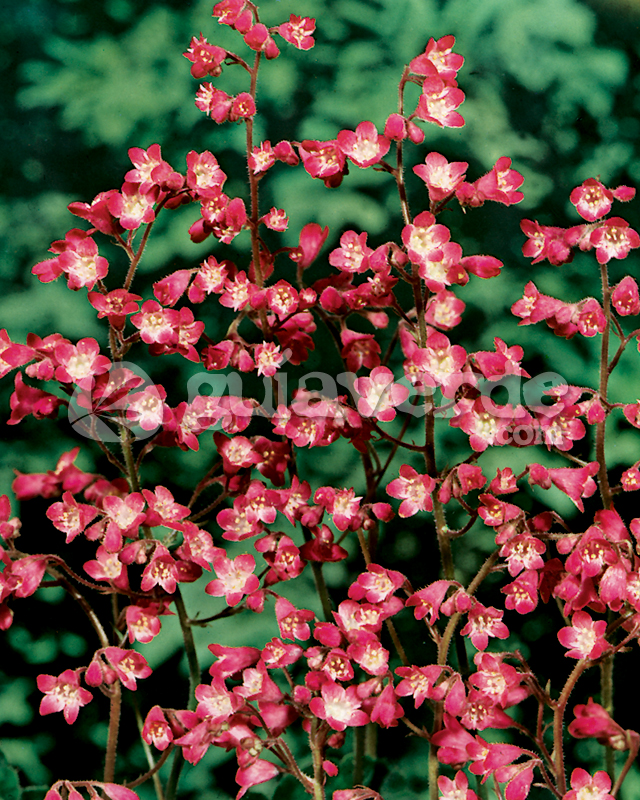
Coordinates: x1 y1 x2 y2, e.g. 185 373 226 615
37 669 93 724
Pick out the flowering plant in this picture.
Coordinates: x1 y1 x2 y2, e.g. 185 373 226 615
2 3 640 800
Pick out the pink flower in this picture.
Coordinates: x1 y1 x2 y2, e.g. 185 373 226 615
570 178 613 221
386 465 436 517
460 603 510 650
413 152 468 205
289 223 330 269
236 759 280 799
298 140 346 185
558 611 609 660
410 36 464 82
206 554 260 606
353 366 409 422
473 157 524 206
329 230 374 273
277 15 315 50
314 486 363 531
104 647 152 690
140 548 179 594
337 121 390 168
612 275 640 315
568 698 628 749
7 372 64 425
348 564 406 603
309 680 369 731
590 217 640 264
54 338 111 389
183 35 226 79
46 491 98 543
195 677 241 722
142 705 173 750
415 78 465 128
107 182 157 230
501 569 539 614
254 342 284 377
125 603 164 644
275 596 315 641
437 771 478 800
37 669 92 724
563 768 614 800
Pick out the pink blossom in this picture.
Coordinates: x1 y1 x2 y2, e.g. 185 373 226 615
107 182 157 229
7 372 64 425
348 564 406 603
413 152 468 205
298 139 346 184
277 15 316 50
568 698 628 749
410 36 464 81
125 603 164 644
206 554 260 605
612 275 640 315
337 121 390 168
104 647 152 690
142 705 173 750
37 669 92 724
386 465 436 517
570 178 614 221
353 366 409 422
236 759 280 799
275 596 315 640
557 610 609 660
460 603 510 650
46 491 98 543
415 77 465 128
183 35 226 79
563 768 614 800
54 338 111 389
437 771 478 800
309 680 369 731
590 217 640 264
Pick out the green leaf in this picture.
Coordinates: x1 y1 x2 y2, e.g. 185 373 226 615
0 747 21 800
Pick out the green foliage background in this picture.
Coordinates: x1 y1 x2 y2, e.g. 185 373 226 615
2 0 640 797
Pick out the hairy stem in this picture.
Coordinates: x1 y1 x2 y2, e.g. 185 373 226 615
553 659 588 795
596 260 612 507
104 680 122 783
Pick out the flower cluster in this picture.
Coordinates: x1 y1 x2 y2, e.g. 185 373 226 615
2 4 640 800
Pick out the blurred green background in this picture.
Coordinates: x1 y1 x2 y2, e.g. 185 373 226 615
2 0 640 797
